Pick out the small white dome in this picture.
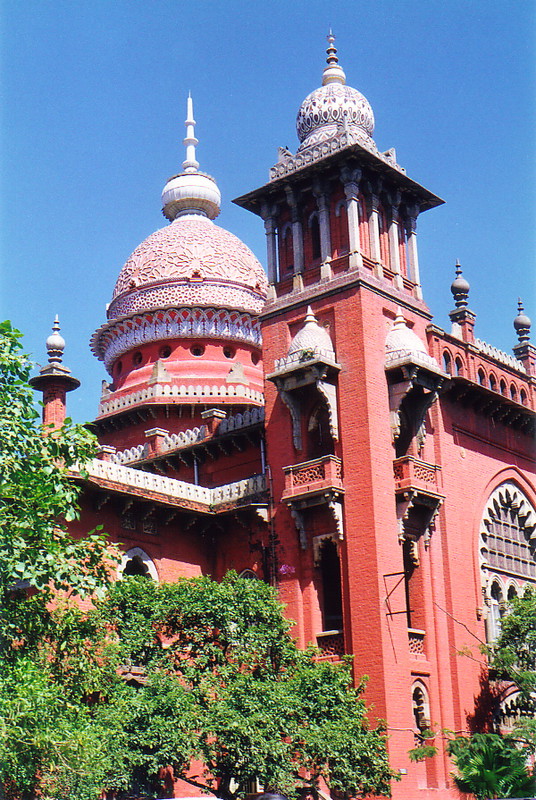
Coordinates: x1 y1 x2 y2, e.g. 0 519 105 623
385 309 439 369
288 307 335 358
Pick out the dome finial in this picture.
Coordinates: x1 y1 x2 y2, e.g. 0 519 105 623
322 30 346 86
182 93 199 174
514 298 531 343
46 315 66 364
450 261 470 308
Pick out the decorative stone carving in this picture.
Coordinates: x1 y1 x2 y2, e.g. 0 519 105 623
108 217 267 319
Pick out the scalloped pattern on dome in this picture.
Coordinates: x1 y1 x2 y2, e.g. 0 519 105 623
296 83 375 150
109 217 268 319
288 308 335 358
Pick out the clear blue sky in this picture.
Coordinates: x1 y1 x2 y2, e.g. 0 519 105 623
2 0 535 422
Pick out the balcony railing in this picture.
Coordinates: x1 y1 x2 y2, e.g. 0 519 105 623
316 630 345 662
393 456 442 493
282 455 343 500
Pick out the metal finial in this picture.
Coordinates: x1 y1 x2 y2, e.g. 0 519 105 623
182 93 199 174
45 315 66 364
322 30 346 86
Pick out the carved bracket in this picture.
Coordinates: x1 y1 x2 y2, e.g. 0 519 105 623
328 499 344 540
317 380 339 441
280 390 302 450
290 505 307 549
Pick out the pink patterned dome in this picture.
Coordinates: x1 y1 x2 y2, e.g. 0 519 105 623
108 216 267 319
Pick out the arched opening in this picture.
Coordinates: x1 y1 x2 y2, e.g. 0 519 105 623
510 384 517 402
477 368 486 386
412 682 431 739
378 206 390 267
123 556 151 578
500 379 507 395
310 214 321 261
318 538 343 631
119 547 158 582
307 403 335 459
455 357 464 377
442 351 452 375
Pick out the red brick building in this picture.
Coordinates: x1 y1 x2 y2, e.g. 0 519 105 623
31 37 535 800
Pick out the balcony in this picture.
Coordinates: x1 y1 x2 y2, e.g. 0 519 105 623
282 455 344 502
316 630 345 663
393 455 442 493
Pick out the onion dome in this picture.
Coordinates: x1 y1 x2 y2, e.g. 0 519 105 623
385 308 439 370
288 306 335 359
450 261 470 308
296 32 375 152
514 299 531 343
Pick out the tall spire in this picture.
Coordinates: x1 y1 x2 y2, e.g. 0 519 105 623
322 30 346 86
182 92 199 173
161 94 221 221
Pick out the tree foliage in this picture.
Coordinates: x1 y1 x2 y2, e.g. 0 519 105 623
490 586 536 698
0 322 115 798
0 324 395 799
447 732 535 799
95 574 395 799
0 321 110 602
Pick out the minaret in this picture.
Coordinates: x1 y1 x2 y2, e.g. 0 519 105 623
30 317 80 427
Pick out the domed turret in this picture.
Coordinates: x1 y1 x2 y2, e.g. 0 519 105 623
514 299 531 343
385 309 439 371
91 98 268 415
296 33 375 153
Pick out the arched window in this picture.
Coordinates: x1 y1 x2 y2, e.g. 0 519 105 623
477 368 486 386
500 379 507 396
315 537 343 632
398 216 407 277
309 213 321 261
119 547 158 582
307 403 335 459
358 195 369 257
520 389 528 406
238 569 259 580
442 351 452 375
412 681 431 739
334 200 349 257
378 206 390 266
510 384 517 402
489 373 497 392
455 357 464 377
480 483 536 642
279 223 293 274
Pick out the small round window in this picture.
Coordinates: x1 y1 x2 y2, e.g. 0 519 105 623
159 345 172 359
133 351 143 366
190 344 205 357
251 352 260 365
223 346 235 359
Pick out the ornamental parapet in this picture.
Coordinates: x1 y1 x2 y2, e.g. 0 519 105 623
393 456 442 494
282 455 343 502
316 630 345 662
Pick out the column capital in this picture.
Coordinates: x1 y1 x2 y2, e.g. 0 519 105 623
340 165 362 186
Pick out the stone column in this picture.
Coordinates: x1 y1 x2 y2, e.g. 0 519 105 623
261 203 278 284
387 191 403 288
406 205 422 298
341 166 363 270
285 186 304 274
367 184 383 278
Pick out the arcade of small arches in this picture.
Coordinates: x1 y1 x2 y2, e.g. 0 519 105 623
262 175 420 286
441 349 528 405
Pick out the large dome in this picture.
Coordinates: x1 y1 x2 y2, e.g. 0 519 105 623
108 216 268 319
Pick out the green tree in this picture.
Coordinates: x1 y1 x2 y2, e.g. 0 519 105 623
447 732 535 800
490 586 536 699
96 574 396 799
0 322 115 799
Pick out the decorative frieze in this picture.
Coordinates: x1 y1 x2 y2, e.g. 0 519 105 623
98 382 264 417
92 307 262 371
